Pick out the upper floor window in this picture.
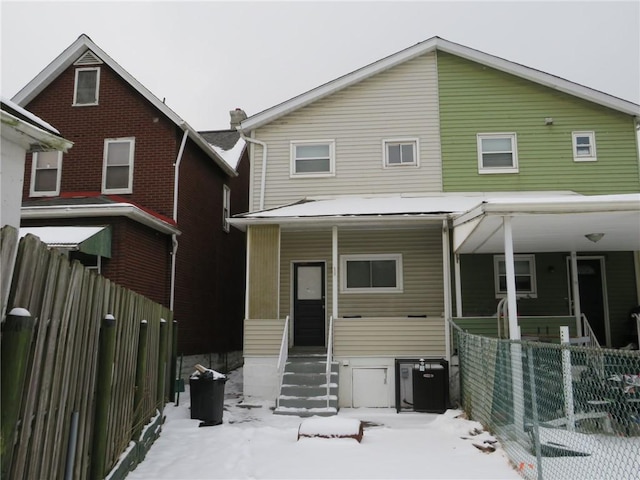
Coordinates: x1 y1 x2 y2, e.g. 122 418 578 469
383 139 418 167
73 67 100 106
291 140 335 177
30 151 62 197
102 137 134 194
223 185 231 232
494 254 537 298
572 131 597 162
340 254 403 293
477 133 518 174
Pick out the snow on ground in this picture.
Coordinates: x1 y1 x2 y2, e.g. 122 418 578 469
126 368 521 480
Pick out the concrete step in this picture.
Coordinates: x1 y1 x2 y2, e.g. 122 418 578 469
284 361 339 374
277 395 338 409
282 371 338 386
273 406 337 417
280 384 338 397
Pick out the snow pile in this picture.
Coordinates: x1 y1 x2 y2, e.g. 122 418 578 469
298 416 363 442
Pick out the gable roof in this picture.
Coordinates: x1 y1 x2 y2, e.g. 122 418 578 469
240 36 640 132
199 129 247 171
11 34 238 177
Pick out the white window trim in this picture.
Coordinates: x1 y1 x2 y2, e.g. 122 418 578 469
340 253 403 294
73 67 100 106
494 254 537 299
477 133 519 174
290 140 336 178
102 137 135 194
30 151 62 197
572 131 597 162
382 138 419 168
223 184 231 233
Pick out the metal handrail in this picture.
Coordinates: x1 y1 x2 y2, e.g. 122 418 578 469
633 312 640 347
325 315 334 410
275 315 290 409
496 298 508 339
580 313 601 349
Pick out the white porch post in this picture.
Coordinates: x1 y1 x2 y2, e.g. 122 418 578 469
570 252 582 337
442 220 452 361
503 216 519 340
454 254 463 318
332 226 338 319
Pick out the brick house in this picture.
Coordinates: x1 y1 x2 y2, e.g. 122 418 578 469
12 34 248 356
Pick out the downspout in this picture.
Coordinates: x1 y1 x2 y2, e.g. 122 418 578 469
170 127 189 311
237 130 268 210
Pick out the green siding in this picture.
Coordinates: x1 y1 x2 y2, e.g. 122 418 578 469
437 51 640 194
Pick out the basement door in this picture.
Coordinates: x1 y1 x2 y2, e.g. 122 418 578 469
293 262 326 347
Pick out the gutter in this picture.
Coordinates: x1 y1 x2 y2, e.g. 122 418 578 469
237 129 268 210
170 127 189 311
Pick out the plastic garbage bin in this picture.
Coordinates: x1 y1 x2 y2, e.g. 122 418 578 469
189 366 226 426
412 358 448 414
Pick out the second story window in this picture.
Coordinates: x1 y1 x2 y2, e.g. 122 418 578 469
477 133 518 174
572 131 597 161
73 67 100 106
102 137 134 194
223 185 231 232
30 151 62 197
291 140 335 177
384 139 418 167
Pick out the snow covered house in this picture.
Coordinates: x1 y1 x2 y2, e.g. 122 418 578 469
231 36 640 414
11 34 249 357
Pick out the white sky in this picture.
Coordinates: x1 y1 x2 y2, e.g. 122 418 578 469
2 1 639 131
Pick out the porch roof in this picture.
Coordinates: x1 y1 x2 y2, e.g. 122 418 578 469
452 193 640 254
229 194 497 230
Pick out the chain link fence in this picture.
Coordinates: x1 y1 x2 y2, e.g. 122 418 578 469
452 323 640 480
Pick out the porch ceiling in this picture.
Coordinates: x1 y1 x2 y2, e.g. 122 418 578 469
452 194 640 254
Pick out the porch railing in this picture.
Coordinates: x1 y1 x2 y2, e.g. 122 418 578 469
275 315 290 409
579 313 601 349
325 315 334 410
496 298 508 338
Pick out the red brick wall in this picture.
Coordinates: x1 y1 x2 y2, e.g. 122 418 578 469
20 217 171 307
23 63 177 218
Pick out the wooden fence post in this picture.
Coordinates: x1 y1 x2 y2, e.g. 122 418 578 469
1 308 35 478
132 320 149 440
156 319 168 410
89 314 117 480
169 320 178 401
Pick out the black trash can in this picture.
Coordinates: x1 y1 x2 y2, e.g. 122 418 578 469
412 358 448 414
190 369 226 426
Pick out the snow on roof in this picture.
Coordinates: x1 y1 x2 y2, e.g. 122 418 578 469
241 192 581 219
208 136 246 171
19 226 106 246
1 96 60 134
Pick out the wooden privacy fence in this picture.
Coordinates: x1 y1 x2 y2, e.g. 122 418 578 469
1 226 176 479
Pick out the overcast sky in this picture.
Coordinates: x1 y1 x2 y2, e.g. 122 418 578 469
2 1 639 131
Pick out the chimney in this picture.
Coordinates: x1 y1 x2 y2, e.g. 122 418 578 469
229 108 247 129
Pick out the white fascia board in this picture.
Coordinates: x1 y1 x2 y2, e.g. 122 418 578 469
21 204 181 235
12 35 236 177
1 110 73 152
228 213 448 230
240 37 639 132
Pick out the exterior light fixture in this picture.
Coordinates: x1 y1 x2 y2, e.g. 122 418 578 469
585 233 605 243
544 117 553 125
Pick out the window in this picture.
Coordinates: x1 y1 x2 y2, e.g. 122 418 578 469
223 185 231 232
477 133 518 173
494 254 537 298
102 138 134 194
291 140 335 176
73 67 100 106
572 131 597 161
30 151 62 196
340 254 403 293
384 139 418 167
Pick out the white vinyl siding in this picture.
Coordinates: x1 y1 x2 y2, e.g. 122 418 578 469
102 137 135 194
572 131 597 161
249 52 442 211
477 133 518 173
73 67 100 106
30 151 62 196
